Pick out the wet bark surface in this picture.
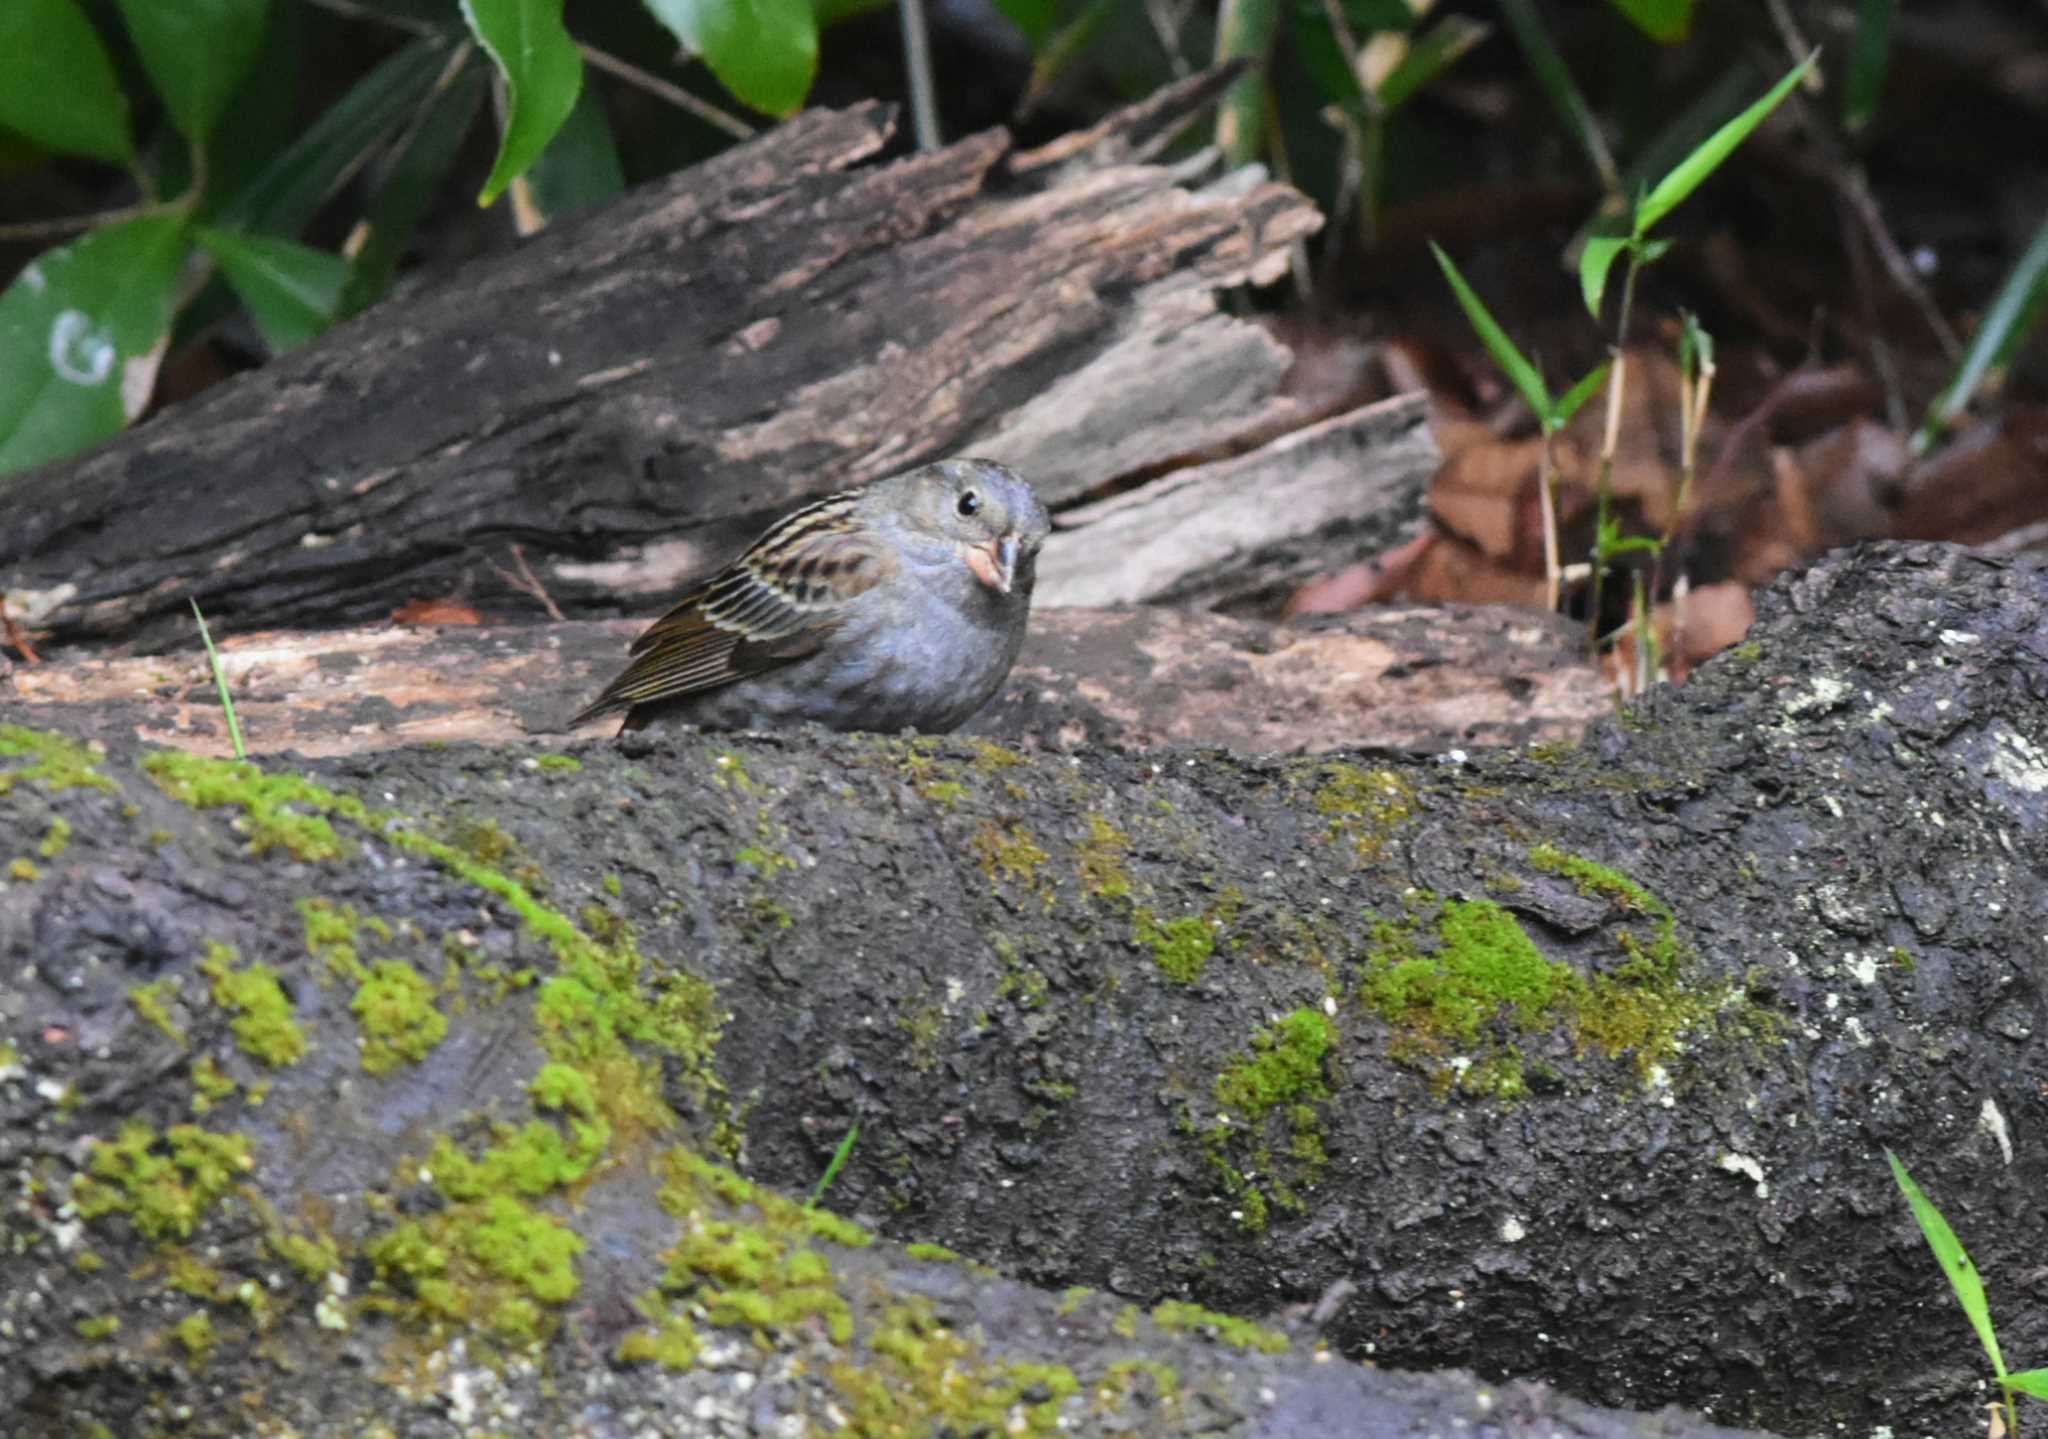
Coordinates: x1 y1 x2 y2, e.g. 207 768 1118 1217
2 542 2043 1436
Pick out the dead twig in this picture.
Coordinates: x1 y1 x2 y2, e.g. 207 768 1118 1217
491 545 567 622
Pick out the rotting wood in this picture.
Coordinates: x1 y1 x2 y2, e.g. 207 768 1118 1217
0 600 1602 759
1032 392 1435 608
0 81 1332 655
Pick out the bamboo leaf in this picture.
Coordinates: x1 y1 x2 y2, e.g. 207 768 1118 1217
1635 53 1815 238
1431 241 1552 421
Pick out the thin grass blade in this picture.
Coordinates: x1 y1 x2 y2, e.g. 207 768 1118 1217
1497 0 1617 195
1916 213 2048 454
191 599 248 761
1555 361 1612 428
1431 242 1552 421
806 1123 859 1207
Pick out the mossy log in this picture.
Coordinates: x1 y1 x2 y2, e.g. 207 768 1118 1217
1 541 2042 1436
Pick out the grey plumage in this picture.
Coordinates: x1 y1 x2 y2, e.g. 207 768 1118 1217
572 458 1051 734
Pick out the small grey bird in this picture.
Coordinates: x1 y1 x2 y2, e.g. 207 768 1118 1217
572 458 1051 734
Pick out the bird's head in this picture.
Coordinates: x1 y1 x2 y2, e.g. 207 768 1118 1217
877 458 1051 596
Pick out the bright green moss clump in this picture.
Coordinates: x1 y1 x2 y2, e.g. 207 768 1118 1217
1137 910 1214 985
1360 857 1715 1097
351 959 447 1074
199 941 307 1067
1214 1010 1333 1118
70 1123 254 1242
834 1299 1080 1435
143 752 362 860
0 725 116 794
1205 1010 1334 1229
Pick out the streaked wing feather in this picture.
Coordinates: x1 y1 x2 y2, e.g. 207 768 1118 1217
570 491 890 725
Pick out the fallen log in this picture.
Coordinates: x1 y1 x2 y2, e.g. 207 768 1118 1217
0 70 1444 659
0 602 1604 759
0 541 2038 1438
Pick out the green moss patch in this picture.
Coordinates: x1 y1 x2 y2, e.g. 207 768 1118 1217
71 1123 254 1242
1203 1009 1335 1229
833 1298 1080 1435
1359 857 1718 1097
351 959 448 1074
0 725 116 794
199 941 307 1067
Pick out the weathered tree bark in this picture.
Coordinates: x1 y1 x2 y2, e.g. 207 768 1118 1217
1 542 2041 1437
1 601 1604 759
0 75 1436 659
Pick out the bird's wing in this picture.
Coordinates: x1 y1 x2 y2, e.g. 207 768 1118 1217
570 494 892 725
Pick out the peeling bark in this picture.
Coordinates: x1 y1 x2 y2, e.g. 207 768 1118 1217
0 601 1604 759
0 81 1362 656
2 542 2042 1437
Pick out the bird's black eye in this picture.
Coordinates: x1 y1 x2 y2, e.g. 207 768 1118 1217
956 490 981 517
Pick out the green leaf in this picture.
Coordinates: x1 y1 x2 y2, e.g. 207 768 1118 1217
1678 310 1713 379
645 0 819 119
1604 0 1691 44
215 34 453 236
1843 0 1894 132
113 0 270 144
1887 1151 2007 1379
0 216 187 475
2007 1370 2048 1401
987 0 1056 48
1553 362 1611 428
1213 0 1280 167
524 79 623 226
1431 241 1551 422
0 0 133 164
195 227 345 353
339 61 485 317
1579 235 1630 320
1375 15 1489 115
1498 0 1616 195
1917 213 2048 453
1634 53 1815 239
462 0 584 207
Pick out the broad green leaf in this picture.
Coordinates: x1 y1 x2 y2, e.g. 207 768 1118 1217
987 0 1057 48
1375 15 1489 114
0 216 187 475
1213 0 1280 167
1843 0 1895 132
0 0 133 164
1430 242 1551 423
1887 1151 2007 1379
195 227 345 353
524 79 623 226
1634 53 1815 238
1605 0 1691 44
113 0 270 144
2007 1371 2048 1401
1579 235 1630 320
645 0 818 118
339 62 486 317
462 0 584 206
1918 215 2048 453
1554 362 1611 428
215 34 452 236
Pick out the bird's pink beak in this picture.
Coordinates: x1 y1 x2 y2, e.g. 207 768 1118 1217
965 534 1021 594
